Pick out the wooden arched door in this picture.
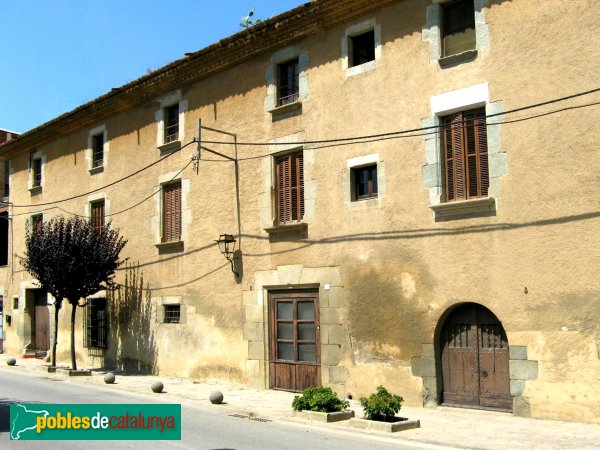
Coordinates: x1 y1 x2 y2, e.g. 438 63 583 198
440 303 511 410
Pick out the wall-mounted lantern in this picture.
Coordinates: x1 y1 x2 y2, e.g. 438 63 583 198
215 234 239 278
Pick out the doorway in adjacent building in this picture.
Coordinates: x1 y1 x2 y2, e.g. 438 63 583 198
440 303 512 410
268 290 320 392
33 290 50 353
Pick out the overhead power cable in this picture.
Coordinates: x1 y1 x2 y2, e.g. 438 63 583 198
199 87 600 147
8 140 195 208
54 159 193 219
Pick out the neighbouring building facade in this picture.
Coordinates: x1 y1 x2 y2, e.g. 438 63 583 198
0 0 598 423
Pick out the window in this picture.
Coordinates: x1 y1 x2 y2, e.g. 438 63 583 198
276 151 304 225
91 133 104 168
350 30 375 67
164 104 179 144
353 165 378 200
31 155 42 188
278 59 299 106
90 199 105 232
13 297 18 310
162 182 181 242
31 214 43 234
0 212 7 266
442 0 476 57
442 107 489 202
83 298 107 349
164 305 180 324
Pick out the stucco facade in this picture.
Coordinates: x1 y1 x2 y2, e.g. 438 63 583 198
0 0 598 423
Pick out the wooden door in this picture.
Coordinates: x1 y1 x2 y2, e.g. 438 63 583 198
34 290 50 352
269 290 320 392
441 303 511 410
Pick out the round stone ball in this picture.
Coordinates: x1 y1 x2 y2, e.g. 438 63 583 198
209 391 224 404
151 381 164 393
104 372 116 384
6 358 16 366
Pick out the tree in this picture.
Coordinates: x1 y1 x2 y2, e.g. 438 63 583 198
21 216 127 370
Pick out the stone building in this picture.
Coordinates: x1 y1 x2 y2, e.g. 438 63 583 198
0 0 598 423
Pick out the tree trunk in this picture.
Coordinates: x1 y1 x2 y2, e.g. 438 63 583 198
51 301 61 367
70 303 77 371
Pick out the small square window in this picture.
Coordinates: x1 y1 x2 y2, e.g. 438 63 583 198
164 104 179 143
442 0 476 57
277 59 299 106
352 165 378 201
350 30 375 67
164 305 180 324
31 157 42 188
91 133 104 168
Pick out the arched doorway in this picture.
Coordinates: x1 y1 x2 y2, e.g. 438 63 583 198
439 303 512 410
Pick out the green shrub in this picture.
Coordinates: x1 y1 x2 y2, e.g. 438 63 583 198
292 386 350 413
360 385 403 421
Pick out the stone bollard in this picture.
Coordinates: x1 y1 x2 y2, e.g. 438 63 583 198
209 391 224 404
6 358 16 366
151 381 164 393
104 373 116 384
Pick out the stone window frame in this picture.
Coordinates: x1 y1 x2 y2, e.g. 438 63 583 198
423 0 490 67
421 82 506 220
155 90 188 153
260 132 316 233
152 171 190 250
264 46 309 115
28 149 45 193
86 124 109 174
341 18 382 78
343 153 386 212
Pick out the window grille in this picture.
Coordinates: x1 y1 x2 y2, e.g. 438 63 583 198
277 59 299 106
83 298 107 350
164 104 179 143
164 305 180 324
92 134 104 168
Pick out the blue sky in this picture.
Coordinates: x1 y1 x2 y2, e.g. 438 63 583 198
0 1 305 134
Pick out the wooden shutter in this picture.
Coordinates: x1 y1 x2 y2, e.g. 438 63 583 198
443 108 488 202
162 182 181 242
91 200 105 232
276 152 304 225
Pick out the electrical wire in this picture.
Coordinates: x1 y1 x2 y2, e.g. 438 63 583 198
198 87 600 147
8 140 196 208
55 159 192 219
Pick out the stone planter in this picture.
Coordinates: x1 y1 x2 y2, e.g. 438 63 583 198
292 410 355 423
348 417 420 433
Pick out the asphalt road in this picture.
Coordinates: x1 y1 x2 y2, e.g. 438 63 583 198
0 370 429 449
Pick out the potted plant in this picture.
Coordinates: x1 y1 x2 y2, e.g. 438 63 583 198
292 386 354 423
349 385 420 432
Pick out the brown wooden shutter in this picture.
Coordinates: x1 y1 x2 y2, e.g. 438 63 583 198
162 182 181 242
91 200 105 232
276 152 304 225
443 108 488 202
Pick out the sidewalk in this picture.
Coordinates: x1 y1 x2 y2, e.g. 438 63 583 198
1 353 599 449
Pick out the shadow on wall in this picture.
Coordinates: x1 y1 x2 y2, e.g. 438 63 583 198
105 266 158 374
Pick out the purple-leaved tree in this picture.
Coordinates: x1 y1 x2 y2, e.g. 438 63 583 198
21 216 127 370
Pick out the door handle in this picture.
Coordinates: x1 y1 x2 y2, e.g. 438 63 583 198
481 370 489 377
